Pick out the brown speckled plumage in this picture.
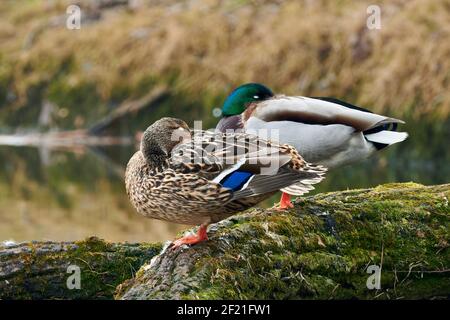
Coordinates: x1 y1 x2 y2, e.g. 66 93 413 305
125 118 326 226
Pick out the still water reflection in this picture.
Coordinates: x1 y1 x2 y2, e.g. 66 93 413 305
0 119 448 242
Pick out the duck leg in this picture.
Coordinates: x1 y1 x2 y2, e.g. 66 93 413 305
275 192 294 210
171 223 209 249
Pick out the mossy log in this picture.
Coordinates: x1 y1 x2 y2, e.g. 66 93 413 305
1 183 449 300
117 183 450 300
0 237 161 299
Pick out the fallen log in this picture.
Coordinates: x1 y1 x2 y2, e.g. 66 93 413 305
0 237 161 299
88 85 169 135
118 183 450 300
0 86 169 149
1 183 449 300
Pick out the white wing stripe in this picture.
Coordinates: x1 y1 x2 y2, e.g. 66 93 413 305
365 131 409 145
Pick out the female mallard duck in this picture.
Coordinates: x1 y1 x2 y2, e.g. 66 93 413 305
125 117 326 248
216 83 408 209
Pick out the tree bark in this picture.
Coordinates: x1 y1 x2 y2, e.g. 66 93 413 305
1 183 449 300
118 183 450 300
0 237 161 299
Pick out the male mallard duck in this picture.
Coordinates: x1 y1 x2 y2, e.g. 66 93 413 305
125 117 326 247
216 83 408 209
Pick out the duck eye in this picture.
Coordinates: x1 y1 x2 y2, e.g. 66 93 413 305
253 95 260 99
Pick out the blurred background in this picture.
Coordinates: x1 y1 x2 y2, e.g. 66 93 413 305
0 0 448 242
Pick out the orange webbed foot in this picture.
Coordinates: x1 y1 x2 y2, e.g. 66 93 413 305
274 192 294 211
171 224 208 249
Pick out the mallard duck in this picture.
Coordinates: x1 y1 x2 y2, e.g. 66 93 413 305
216 83 408 209
125 117 326 247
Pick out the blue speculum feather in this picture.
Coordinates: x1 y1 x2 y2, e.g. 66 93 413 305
220 171 253 191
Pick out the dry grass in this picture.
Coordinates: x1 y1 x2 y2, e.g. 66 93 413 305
0 0 449 123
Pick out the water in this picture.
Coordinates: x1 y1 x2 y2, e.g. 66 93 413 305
0 144 186 242
0 118 448 243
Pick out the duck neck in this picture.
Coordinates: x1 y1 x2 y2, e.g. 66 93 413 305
216 115 244 132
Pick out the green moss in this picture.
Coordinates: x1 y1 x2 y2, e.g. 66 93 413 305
1 237 162 300
128 183 449 300
62 237 162 299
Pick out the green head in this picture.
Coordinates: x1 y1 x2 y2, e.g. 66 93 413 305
221 83 274 116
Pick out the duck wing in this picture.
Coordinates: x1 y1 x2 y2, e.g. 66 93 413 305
170 130 327 199
246 95 404 132
244 96 408 162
